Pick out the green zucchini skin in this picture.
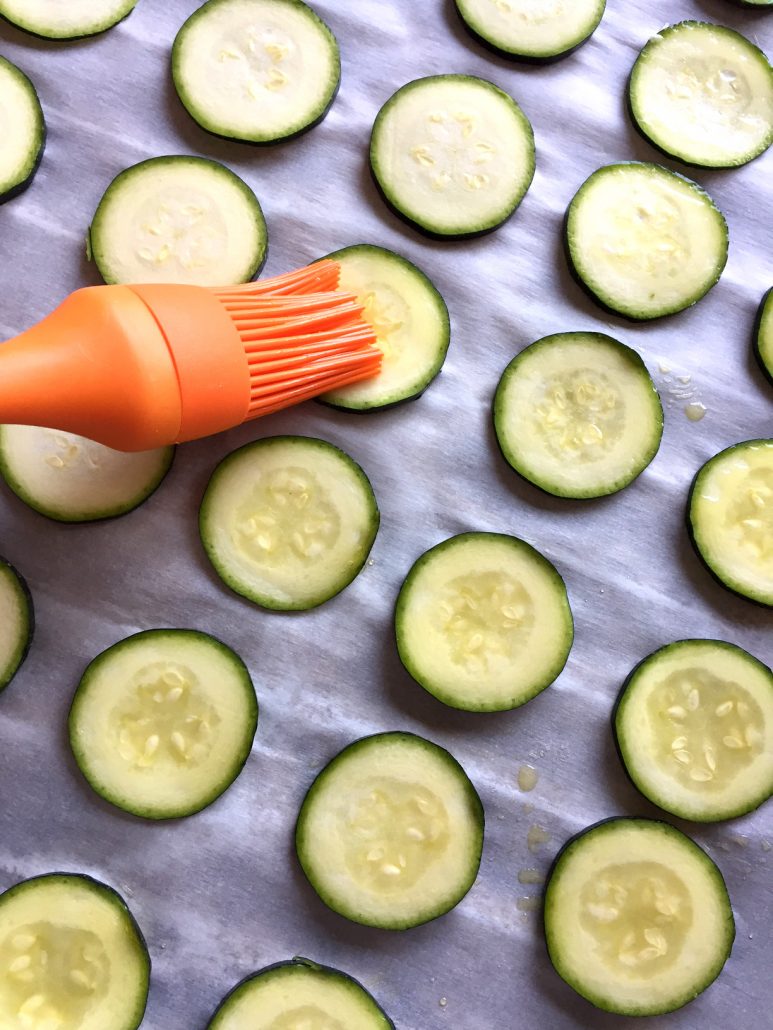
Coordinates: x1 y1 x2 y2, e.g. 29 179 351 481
0 555 34 693
206 957 395 1028
753 287 773 386
0 1 138 40
612 639 773 822
543 817 735 1016
0 56 46 204
686 440 773 608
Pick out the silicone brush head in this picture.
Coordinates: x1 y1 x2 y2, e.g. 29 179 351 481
0 261 382 451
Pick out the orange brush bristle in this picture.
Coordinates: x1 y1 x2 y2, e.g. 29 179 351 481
0 260 382 451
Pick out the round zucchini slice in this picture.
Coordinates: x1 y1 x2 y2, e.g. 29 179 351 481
89 155 267 286
296 732 484 929
754 287 773 384
545 819 734 1015
455 0 605 61
69 629 258 820
396 533 573 712
0 56 44 203
0 425 173 523
616 640 773 822
629 22 773 169
566 162 728 320
207 958 394 1029
172 0 340 144
318 244 450 411
0 0 137 38
688 439 773 606
0 558 33 693
493 332 663 498
370 74 535 238
0 873 149 1030
200 436 379 610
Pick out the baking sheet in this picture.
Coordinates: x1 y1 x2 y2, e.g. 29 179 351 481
0 1 771 1027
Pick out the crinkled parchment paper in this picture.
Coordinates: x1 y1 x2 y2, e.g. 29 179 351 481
0 1 771 1027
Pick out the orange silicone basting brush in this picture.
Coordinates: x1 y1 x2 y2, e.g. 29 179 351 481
0 260 382 451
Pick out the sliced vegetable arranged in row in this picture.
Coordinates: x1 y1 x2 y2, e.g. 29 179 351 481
0 55 44 203
494 332 663 499
370 74 535 238
566 162 728 320
0 425 173 522
88 155 267 287
396 532 573 712
544 818 735 1016
629 21 773 169
0 0 138 39
172 0 340 144
207 958 393 1029
318 245 451 411
69 629 258 819
455 0 606 61
200 436 379 610
755 287 773 384
296 732 484 929
615 638 772 822
0 873 149 1029
688 438 773 607
0 557 33 693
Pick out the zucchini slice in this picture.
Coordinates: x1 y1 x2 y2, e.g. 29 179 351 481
207 958 394 1029
0 557 33 693
0 873 149 1030
0 425 173 523
370 75 535 238
200 436 379 610
688 439 773 606
295 732 484 929
493 332 663 499
566 162 728 320
544 819 735 1015
754 287 773 384
0 0 137 38
455 0 605 61
172 0 340 144
69 629 258 820
318 245 450 411
395 533 573 712
629 22 773 169
615 640 773 822
89 155 267 286
0 56 44 203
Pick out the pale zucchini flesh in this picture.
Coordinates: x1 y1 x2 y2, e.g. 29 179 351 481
0 57 45 202
494 332 663 498
89 156 267 286
207 959 394 1029
319 245 450 410
566 162 728 320
755 287 773 383
629 21 773 168
295 732 484 929
616 640 773 822
396 533 573 711
0 0 137 38
0 558 33 693
0 874 149 1030
200 436 379 610
544 819 735 1016
68 630 258 819
370 75 535 237
0 425 173 522
688 439 773 606
455 0 605 60
172 0 340 143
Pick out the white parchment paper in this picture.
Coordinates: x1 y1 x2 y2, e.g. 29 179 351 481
0 1 771 1028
